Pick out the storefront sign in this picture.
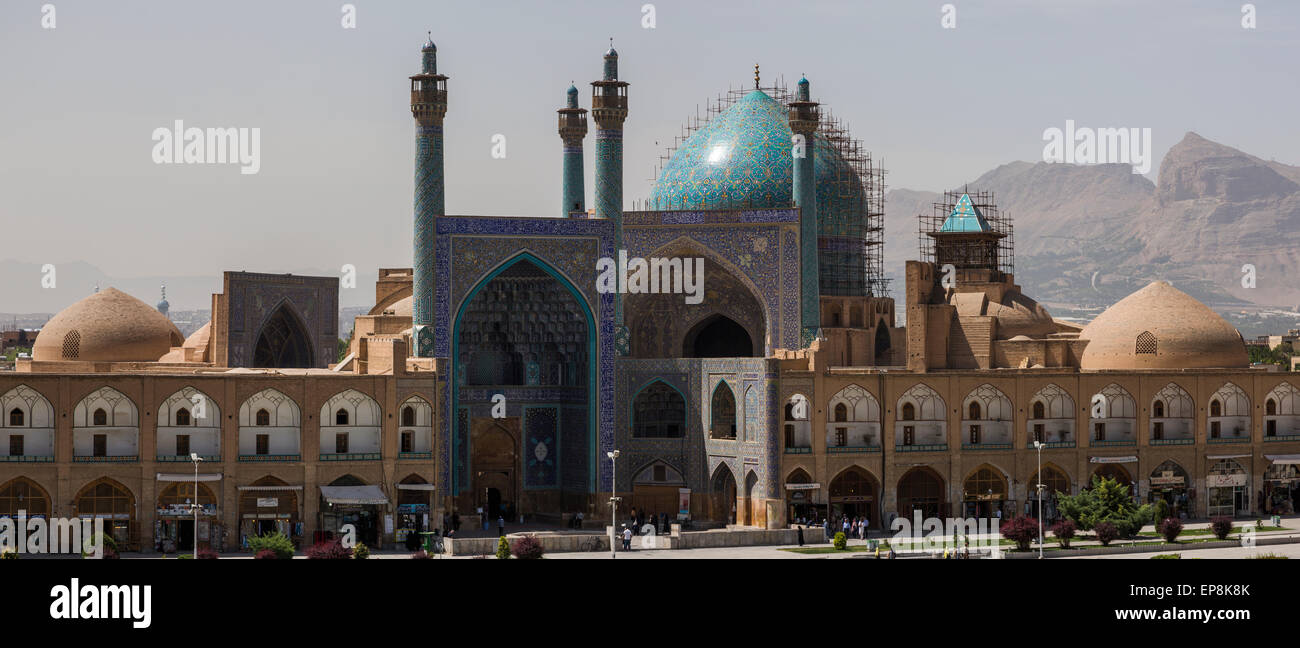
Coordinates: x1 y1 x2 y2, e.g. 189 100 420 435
678 488 691 519
1151 471 1185 487
257 497 278 508
1207 474 1247 488
1091 456 1138 464
785 483 821 491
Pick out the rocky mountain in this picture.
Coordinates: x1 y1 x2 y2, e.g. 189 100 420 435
883 133 1300 323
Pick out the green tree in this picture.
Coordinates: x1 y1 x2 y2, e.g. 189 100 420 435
337 326 354 363
1055 475 1152 538
496 536 511 559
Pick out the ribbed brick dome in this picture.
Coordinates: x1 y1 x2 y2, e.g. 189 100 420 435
1079 281 1247 370
33 288 183 362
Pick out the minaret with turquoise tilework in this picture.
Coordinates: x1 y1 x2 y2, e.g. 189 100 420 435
557 84 588 216
789 76 821 346
591 41 630 352
410 34 448 357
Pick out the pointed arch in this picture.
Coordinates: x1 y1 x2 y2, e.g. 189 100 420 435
632 379 687 439
0 385 54 429
74 386 138 427
253 300 315 368
0 476 51 517
709 380 737 439
897 466 945 519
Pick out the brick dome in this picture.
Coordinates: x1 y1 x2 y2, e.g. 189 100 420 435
1079 281 1247 370
33 288 183 362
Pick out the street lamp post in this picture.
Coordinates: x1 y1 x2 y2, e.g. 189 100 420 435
190 453 203 558
607 450 619 559
1034 440 1043 559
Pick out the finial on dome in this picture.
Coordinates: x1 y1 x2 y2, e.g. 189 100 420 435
422 31 436 51
754 63 760 89
605 37 617 57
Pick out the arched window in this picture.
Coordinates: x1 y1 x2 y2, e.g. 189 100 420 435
8 408 22 427
968 401 982 420
1135 331 1157 355
256 409 270 426
1210 400 1221 417
402 406 415 426
1032 401 1045 419
1153 400 1165 418
1267 399 1277 416
176 408 191 426
335 408 349 425
633 381 686 439
834 403 848 422
901 403 915 421
709 382 736 439
93 408 107 426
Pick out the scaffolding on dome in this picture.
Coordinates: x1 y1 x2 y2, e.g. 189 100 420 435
638 79 889 299
917 189 1015 276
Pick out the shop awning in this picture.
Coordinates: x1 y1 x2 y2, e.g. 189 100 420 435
1265 454 1300 465
156 473 223 482
237 485 303 491
320 485 388 505
1090 456 1138 464
396 484 435 491
1207 454 1252 460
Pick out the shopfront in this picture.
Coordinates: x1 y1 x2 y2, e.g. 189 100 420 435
319 481 388 547
1148 460 1191 518
75 478 136 549
1263 455 1300 515
1025 465 1071 522
1206 457 1250 518
154 474 221 552
962 465 1009 520
396 476 434 549
237 478 302 550
829 468 877 523
784 469 823 523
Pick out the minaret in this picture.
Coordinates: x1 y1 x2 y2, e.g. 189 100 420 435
156 283 169 316
789 75 821 345
557 84 588 216
591 40 630 352
410 33 448 357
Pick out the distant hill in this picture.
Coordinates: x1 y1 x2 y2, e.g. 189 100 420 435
885 132 1300 319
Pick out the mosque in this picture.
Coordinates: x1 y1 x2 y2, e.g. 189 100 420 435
0 39 1297 552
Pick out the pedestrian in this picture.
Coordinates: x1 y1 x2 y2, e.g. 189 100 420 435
797 525 805 546
497 515 505 537
864 516 870 538
824 518 833 542
621 524 632 551
888 546 896 559
576 510 583 529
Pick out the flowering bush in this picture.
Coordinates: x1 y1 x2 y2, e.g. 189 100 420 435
248 531 294 559
1094 521 1119 546
1051 519 1076 549
511 535 544 559
410 550 432 559
196 547 219 559
1210 516 1233 540
353 542 370 559
306 539 354 559
1158 517 1183 543
1000 515 1039 551
254 549 279 560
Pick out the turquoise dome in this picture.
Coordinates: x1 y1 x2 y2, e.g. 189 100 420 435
648 89 863 218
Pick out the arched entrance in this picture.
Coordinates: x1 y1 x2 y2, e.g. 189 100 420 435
684 315 755 358
1091 463 1133 489
897 467 945 520
1149 460 1190 518
238 476 300 548
1028 464 1071 522
156 481 217 551
743 471 761 527
784 468 820 523
710 465 737 524
74 478 135 549
1207 459 1249 518
829 467 878 524
709 381 737 439
873 322 891 363
471 422 517 522
396 474 433 549
452 253 595 517
962 465 1009 519
631 461 685 522
253 303 314 368
0 476 50 518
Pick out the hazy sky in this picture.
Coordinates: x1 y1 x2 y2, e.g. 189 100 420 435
1 0 1297 287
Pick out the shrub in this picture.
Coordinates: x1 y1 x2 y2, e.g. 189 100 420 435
511 535 544 559
1000 515 1040 551
1151 553 1181 559
254 549 279 560
1152 499 1171 528
410 550 432 559
353 542 370 559
1 546 18 560
833 532 847 550
306 539 353 559
1158 517 1183 543
82 532 119 559
1055 476 1151 538
1209 516 1233 540
1051 519 1076 549
178 554 193 559
1250 553 1288 559
496 536 511 559
249 531 294 560
196 548 218 559
1094 521 1119 546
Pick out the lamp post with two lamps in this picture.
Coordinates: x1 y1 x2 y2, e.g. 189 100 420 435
607 449 619 559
